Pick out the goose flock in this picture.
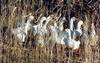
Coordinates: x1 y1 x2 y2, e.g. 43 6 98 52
12 14 84 50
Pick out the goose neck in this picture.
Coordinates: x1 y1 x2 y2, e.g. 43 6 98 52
67 29 71 40
70 19 74 31
25 19 31 35
77 23 83 31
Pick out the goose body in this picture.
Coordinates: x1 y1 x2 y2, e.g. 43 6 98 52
64 29 80 50
69 39 80 50
12 27 26 42
64 38 80 50
49 25 58 42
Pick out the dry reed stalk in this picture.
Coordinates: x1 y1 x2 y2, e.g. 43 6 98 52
0 0 99 63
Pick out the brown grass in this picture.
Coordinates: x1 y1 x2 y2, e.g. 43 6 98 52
0 0 100 63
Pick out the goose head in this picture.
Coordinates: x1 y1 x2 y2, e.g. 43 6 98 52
29 15 34 20
26 15 34 23
25 15 34 25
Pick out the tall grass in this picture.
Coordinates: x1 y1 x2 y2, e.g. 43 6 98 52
0 0 99 63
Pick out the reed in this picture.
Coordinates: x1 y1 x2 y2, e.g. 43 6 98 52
0 0 99 63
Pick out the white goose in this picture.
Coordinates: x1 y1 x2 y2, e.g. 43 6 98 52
28 16 47 46
69 17 76 38
62 17 81 50
32 16 51 46
64 29 80 50
38 16 52 46
73 20 83 39
40 15 52 35
49 17 66 45
69 17 76 31
49 22 59 44
32 16 47 35
12 15 34 42
49 16 80 50
12 16 25 42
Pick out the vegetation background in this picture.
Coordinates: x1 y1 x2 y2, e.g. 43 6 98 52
0 0 100 63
